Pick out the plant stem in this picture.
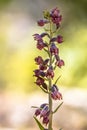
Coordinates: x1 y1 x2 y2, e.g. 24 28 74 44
48 78 53 130
48 19 53 130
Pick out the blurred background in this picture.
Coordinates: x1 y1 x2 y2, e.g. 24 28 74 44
0 0 87 130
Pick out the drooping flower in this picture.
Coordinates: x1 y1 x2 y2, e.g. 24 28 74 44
56 35 63 43
40 105 49 118
37 41 47 50
35 108 41 116
46 66 54 79
35 77 44 86
35 56 43 65
50 7 62 28
37 19 49 26
50 7 60 18
51 84 62 100
43 116 49 126
34 69 45 77
34 69 40 77
33 34 43 42
56 59 65 68
50 43 59 55
39 64 47 70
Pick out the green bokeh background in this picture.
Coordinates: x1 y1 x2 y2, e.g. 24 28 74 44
0 0 87 93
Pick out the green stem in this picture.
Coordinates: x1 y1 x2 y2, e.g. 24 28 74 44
48 19 53 130
48 78 53 130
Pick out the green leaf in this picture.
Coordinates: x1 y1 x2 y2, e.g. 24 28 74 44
39 86 48 93
53 102 63 114
54 75 61 85
34 116 45 130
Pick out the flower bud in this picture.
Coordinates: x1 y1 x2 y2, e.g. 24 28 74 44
56 35 63 43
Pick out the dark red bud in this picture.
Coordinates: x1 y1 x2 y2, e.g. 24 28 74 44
56 35 63 43
35 56 43 65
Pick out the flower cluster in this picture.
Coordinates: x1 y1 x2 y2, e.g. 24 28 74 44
33 7 64 130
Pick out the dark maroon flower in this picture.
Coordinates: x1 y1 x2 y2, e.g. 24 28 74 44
35 77 44 86
50 43 59 55
43 116 49 126
40 105 49 118
51 84 62 100
37 19 48 26
56 59 65 68
46 66 54 79
39 64 47 70
34 69 45 77
35 56 43 65
56 35 63 43
35 108 41 116
34 69 40 77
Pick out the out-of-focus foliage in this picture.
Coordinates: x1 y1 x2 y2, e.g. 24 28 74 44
0 0 87 93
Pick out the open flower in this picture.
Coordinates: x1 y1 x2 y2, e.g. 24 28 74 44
50 43 59 55
35 77 44 86
56 59 65 68
51 84 62 100
46 66 54 79
43 116 49 126
37 41 47 50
